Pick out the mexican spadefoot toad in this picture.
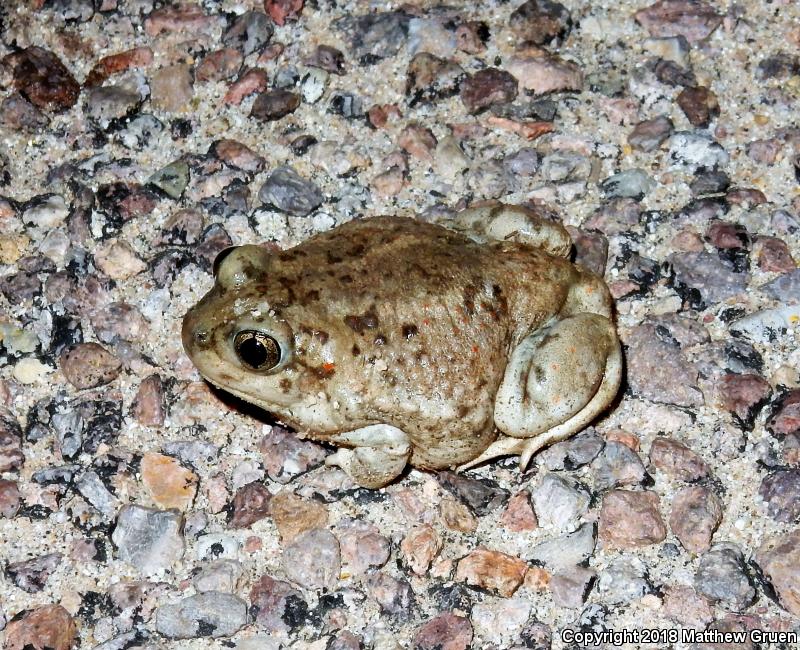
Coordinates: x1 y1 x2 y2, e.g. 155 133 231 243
182 204 622 488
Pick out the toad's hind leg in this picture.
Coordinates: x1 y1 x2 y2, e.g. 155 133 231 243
479 312 621 471
323 424 411 489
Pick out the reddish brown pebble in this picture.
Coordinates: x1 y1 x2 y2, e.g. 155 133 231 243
195 48 243 82
455 21 488 54
268 490 328 543
265 0 304 25
676 86 719 127
634 0 723 43
4 604 77 650
705 220 748 250
755 236 797 273
249 574 306 634
230 481 272 528
371 166 406 197
250 88 300 120
335 518 390 574
606 429 640 451
662 585 714 627
767 389 800 437
455 548 528 597
367 104 402 129
59 342 122 390
719 373 771 427
0 93 50 132
509 0 572 45
212 139 265 173
599 489 667 549
132 374 166 427
669 485 723 554
401 524 441 575
726 187 767 206
412 612 473 650
150 64 194 113
649 437 710 481
0 478 21 518
5 47 80 113
755 529 800 616
459 68 518 114
85 47 153 87
398 123 437 161
141 451 198 511
224 68 269 106
145 3 218 36
499 490 538 532
485 116 554 141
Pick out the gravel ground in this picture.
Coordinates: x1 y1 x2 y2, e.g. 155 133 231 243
1 0 799 648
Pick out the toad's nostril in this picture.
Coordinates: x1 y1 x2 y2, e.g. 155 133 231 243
194 329 211 348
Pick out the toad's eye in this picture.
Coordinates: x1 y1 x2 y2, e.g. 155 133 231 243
234 330 281 371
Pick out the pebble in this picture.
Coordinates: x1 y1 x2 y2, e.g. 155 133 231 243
335 10 411 61
643 35 690 65
5 47 80 112
76 471 120 520
300 67 328 104
438 471 508 516
0 479 21 518
22 193 68 230
455 21 488 54
599 490 667 549
144 4 221 36
718 373 771 428
435 136 470 179
366 572 413 615
401 524 441 575
335 518 390 574
755 529 800 616
669 251 749 304
307 45 346 75
459 68 518 114
677 86 719 127
223 11 273 56
269 490 327 543
141 451 197 511
649 437 710 481
112 505 184 574
531 473 589 532
746 137 783 165
767 389 800 437
250 89 300 121
669 485 723 554
85 46 154 87
691 168 730 195
754 236 796 273
282 528 341 590
528 522 596 570
0 93 50 132
591 441 646 491
499 490 538 532
509 0 572 45
662 585 714 627
398 123 437 161
0 409 23 473
505 53 583 95
472 598 532 642
759 469 800 523
94 240 147 280
230 481 272 528
634 0 723 43
259 425 327 483
265 0 304 26
455 548 528 597
537 428 605 470
625 322 703 407
258 165 323 216
148 159 190 199
131 374 166 426
412 612 473 650
600 169 656 200
155 591 248 638
761 268 800 302
6 552 62 593
596 556 651 604
59 343 122 390
84 84 143 129
150 64 194 113
694 543 756 610
550 565 596 608
667 132 729 171
3 605 77 650
196 48 243 82
540 150 591 183
249 574 307 634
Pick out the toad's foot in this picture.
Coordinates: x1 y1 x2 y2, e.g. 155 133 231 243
324 424 411 489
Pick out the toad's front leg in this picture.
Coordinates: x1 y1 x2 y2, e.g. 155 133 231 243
323 424 411 489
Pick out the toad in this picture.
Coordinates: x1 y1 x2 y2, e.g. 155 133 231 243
182 204 621 488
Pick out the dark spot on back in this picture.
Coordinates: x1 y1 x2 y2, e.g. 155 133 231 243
344 308 379 334
326 251 343 264
402 324 418 339
301 289 320 304
351 344 361 356
279 378 292 392
374 334 387 346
